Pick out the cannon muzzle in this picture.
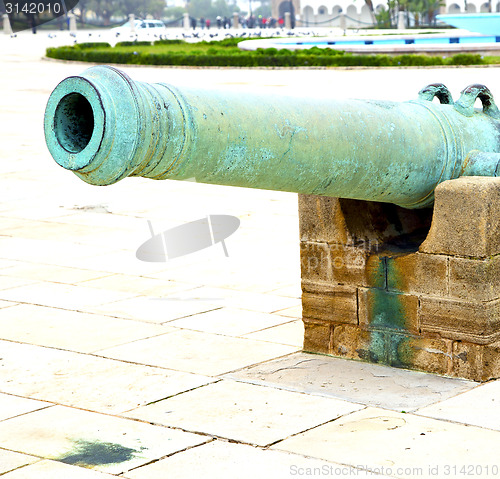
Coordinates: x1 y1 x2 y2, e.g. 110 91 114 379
44 66 500 209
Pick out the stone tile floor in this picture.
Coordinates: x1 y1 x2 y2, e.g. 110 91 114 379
0 30 500 478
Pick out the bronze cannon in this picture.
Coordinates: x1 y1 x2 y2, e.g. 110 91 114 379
44 66 500 209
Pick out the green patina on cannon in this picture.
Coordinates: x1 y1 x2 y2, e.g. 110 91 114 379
44 66 500 210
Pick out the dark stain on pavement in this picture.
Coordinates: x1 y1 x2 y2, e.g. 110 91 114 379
58 439 141 466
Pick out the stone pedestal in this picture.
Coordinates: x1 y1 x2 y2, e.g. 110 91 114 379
397 11 406 30
339 14 346 33
299 177 500 382
129 14 136 34
68 13 77 32
183 12 190 30
3 14 13 35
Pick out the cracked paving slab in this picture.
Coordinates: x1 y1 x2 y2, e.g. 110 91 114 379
224 352 477 411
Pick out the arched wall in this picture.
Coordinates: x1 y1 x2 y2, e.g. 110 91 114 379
273 0 498 28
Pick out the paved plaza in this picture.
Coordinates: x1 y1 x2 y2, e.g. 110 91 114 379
1 29 500 478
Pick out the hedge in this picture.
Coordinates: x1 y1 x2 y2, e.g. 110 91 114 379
45 41 486 68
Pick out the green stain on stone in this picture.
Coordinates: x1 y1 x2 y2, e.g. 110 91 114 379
357 330 385 364
365 255 414 368
388 334 413 368
369 288 408 331
58 440 141 467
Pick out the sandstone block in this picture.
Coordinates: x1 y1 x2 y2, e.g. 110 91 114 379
329 246 386 288
420 297 500 343
303 319 332 355
298 195 348 244
452 340 500 382
420 177 500 258
448 256 500 302
358 288 419 334
388 334 451 376
302 287 357 325
300 242 331 284
386 252 448 296
332 324 384 363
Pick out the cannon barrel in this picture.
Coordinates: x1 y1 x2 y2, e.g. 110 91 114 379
44 66 500 209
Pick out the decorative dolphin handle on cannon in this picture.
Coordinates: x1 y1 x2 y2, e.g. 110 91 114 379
44 65 500 209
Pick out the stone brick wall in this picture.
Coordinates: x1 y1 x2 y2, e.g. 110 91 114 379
299 177 500 382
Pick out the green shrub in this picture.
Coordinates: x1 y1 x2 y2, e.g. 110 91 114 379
447 53 484 65
44 41 493 68
210 37 244 47
153 39 185 45
391 54 443 67
115 41 152 47
74 42 111 49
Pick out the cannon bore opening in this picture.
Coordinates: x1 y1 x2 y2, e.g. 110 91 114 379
54 93 94 154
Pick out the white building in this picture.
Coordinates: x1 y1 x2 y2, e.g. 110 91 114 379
271 0 500 28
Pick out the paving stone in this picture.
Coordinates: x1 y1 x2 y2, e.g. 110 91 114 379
244 320 304 347
0 263 110 284
0 304 170 353
0 237 115 268
168 307 293 336
52 212 146 229
79 274 195 296
66 250 179 277
163 286 300 314
0 340 214 414
1 459 119 478
0 259 20 269
0 393 51 421
1 220 126 247
0 449 39 475
123 440 379 479
0 300 17 309
267 284 302 299
126 380 363 446
417 380 500 430
0 276 36 291
89 296 221 324
225 352 476 411
271 305 302 319
0 406 208 474
274 407 500 477
155 262 297 294
0 282 135 310
97 329 298 376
